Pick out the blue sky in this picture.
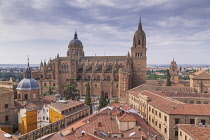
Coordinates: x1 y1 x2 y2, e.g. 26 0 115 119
0 0 210 64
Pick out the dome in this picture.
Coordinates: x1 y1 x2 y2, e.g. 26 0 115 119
69 31 82 46
17 78 40 90
69 39 82 45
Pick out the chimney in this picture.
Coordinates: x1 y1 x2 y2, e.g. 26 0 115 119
108 132 111 137
94 130 97 135
138 127 141 131
98 121 102 127
195 118 199 126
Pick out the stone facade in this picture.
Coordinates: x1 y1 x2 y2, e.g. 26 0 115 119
33 20 147 99
189 70 210 93
0 88 17 133
128 90 210 140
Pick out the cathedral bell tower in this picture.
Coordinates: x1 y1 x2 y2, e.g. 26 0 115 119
67 31 84 60
131 17 147 87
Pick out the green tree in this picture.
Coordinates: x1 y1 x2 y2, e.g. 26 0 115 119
98 91 108 110
85 83 92 114
166 69 172 86
44 86 56 95
63 79 79 100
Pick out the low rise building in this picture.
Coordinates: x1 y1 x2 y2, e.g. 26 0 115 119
128 90 210 140
39 103 164 140
0 88 16 133
177 123 210 140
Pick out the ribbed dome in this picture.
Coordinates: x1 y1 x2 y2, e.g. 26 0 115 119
69 39 82 45
17 78 40 90
69 31 82 46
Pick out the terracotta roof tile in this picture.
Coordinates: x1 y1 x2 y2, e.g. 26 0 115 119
117 113 136 122
178 124 210 140
80 133 103 140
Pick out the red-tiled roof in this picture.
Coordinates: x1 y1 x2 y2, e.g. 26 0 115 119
80 133 103 140
48 100 83 112
117 113 136 122
178 124 210 140
0 129 15 140
130 90 210 116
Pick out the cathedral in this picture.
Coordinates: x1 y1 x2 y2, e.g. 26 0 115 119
33 19 147 99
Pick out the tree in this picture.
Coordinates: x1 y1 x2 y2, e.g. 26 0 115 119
98 91 108 110
85 83 92 114
63 79 79 100
166 69 172 86
44 86 56 96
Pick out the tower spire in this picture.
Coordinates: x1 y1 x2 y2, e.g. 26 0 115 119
25 55 32 79
138 13 142 30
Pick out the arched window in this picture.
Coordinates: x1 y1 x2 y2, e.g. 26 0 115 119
204 101 208 104
97 75 100 80
197 101 201 104
107 75 110 80
138 40 140 45
190 101 194 104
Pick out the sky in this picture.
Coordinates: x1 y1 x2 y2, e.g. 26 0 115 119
0 0 210 64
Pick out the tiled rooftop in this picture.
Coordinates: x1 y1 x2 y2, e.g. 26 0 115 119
130 90 210 115
0 129 15 140
48 100 83 112
178 124 210 140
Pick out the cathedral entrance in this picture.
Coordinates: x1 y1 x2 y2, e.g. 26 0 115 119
105 92 108 99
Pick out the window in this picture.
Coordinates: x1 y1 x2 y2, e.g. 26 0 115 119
44 83 47 87
97 75 100 80
5 104 8 109
197 101 201 104
190 119 195 124
43 116 45 120
159 123 161 129
175 118 179 124
5 115 9 121
164 116 167 122
138 40 140 45
72 49 74 54
201 119 206 125
155 121 157 126
164 128 167 134
107 75 110 80
159 112 161 118
46 117 49 120
175 131 178 137
53 83 55 86
152 109 154 113
180 131 182 137
185 135 187 140
149 107 151 111
25 94 28 100
116 84 118 88
155 110 157 115
190 101 194 104
95 84 97 87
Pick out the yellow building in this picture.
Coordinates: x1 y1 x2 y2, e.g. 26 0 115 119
48 99 86 123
